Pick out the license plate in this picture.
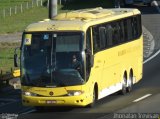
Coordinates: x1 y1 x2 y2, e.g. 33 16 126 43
46 100 57 104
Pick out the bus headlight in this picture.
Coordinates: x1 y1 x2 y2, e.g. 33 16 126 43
67 90 84 96
22 91 37 96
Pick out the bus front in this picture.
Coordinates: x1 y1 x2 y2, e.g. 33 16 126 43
20 31 92 107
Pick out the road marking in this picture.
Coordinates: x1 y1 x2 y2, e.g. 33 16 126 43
0 100 18 108
143 48 160 64
0 98 16 102
152 0 160 13
133 94 152 102
20 109 36 115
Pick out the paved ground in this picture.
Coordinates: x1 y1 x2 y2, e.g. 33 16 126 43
142 14 160 51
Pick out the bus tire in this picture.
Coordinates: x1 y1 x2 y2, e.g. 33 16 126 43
87 88 96 108
121 73 127 95
127 71 133 93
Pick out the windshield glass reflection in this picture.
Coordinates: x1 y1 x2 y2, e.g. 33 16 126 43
21 32 84 87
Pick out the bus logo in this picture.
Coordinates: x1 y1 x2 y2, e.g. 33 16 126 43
49 91 54 96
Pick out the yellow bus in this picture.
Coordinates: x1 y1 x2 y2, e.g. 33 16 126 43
14 7 143 109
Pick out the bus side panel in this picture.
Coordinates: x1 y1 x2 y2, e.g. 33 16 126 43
92 37 143 99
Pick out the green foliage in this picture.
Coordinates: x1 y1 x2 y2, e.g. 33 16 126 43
0 6 48 34
0 42 20 74
0 0 33 10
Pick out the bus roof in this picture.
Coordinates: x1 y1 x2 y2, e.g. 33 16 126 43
25 7 140 32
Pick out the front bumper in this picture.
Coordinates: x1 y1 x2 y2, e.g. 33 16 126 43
22 94 91 107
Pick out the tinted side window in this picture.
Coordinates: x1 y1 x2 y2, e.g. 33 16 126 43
124 19 128 42
132 17 138 39
119 20 125 43
86 28 91 51
106 24 113 47
137 15 142 37
91 14 142 53
93 26 100 53
111 22 120 45
126 18 133 41
99 27 107 50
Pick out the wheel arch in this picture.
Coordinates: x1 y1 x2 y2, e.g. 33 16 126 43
130 68 133 77
94 82 98 100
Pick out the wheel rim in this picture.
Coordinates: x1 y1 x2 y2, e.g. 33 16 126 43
122 76 127 94
127 73 133 92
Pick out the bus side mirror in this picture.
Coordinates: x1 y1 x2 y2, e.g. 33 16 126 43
14 47 20 67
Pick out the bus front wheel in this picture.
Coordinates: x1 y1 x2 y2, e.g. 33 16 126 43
87 88 96 108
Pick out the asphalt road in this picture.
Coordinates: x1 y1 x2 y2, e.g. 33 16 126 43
0 5 160 119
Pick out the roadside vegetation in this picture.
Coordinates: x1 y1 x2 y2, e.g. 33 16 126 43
0 42 20 74
0 0 33 10
0 6 48 34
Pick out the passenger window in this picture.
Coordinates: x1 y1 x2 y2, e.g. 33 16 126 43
106 24 113 47
119 20 125 43
99 27 107 49
132 17 138 38
93 26 100 53
86 28 92 52
111 22 120 45
137 15 142 37
127 18 133 41
124 19 128 42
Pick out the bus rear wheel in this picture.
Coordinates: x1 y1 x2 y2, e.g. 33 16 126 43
127 72 133 93
121 74 127 95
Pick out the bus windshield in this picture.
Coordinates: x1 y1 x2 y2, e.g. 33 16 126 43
21 32 85 87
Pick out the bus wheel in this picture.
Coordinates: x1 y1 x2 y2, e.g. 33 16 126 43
127 72 133 93
121 74 127 95
87 88 96 108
